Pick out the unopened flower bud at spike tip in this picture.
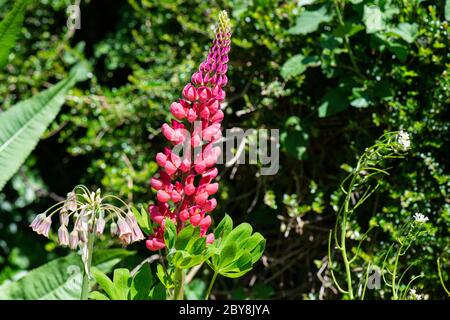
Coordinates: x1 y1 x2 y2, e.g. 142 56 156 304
217 10 231 35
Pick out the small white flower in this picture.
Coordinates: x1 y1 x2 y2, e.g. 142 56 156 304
408 288 423 300
413 212 429 223
396 130 411 151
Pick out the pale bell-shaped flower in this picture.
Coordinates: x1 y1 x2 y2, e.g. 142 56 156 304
35 217 52 238
58 225 70 246
59 211 69 226
110 222 118 236
30 213 46 231
126 213 145 242
117 217 132 245
95 217 106 235
65 191 78 212
69 229 79 250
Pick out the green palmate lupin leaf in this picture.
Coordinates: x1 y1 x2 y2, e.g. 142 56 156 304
163 218 177 249
207 217 266 278
0 0 28 68
0 63 88 191
132 205 152 235
172 225 207 269
156 263 173 289
213 214 233 240
0 249 131 300
175 224 196 250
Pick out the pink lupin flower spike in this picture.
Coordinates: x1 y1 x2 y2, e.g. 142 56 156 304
146 11 231 251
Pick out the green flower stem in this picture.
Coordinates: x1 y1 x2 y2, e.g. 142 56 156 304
437 258 450 296
337 168 358 300
80 232 95 300
205 271 218 300
391 248 401 300
173 268 184 300
340 212 354 299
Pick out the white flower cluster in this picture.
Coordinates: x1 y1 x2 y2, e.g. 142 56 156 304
413 212 429 223
408 288 423 300
396 130 411 151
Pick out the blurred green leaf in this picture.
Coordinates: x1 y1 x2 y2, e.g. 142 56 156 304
281 116 310 160
0 64 87 191
288 6 332 35
0 0 28 68
318 88 349 118
363 5 384 33
281 54 319 80
185 279 206 300
0 249 127 300
388 23 418 43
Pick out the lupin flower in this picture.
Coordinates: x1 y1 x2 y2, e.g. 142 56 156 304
146 11 231 251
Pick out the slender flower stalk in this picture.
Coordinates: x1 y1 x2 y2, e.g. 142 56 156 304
146 11 231 253
328 131 412 300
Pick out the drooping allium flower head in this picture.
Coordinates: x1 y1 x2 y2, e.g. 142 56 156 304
146 11 231 251
30 185 144 247
30 185 144 276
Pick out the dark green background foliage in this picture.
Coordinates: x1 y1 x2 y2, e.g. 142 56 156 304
0 0 449 299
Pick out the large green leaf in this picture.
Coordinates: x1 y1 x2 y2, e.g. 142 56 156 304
0 0 28 68
318 88 349 118
288 6 332 35
0 63 87 191
363 5 384 34
280 54 319 80
130 262 154 300
388 23 418 44
0 248 131 300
